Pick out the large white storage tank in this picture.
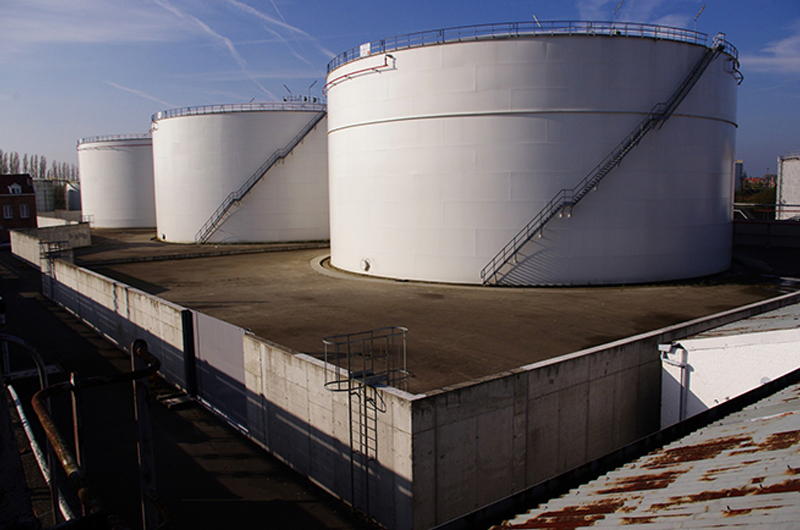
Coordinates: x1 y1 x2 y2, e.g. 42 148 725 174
77 134 156 228
151 102 328 243
326 22 742 285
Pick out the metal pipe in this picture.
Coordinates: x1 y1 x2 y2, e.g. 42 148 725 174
7 384 75 521
31 339 160 521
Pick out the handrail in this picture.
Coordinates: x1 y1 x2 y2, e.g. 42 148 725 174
77 134 151 146
481 41 724 285
327 20 737 73
31 339 160 525
194 109 327 243
151 101 326 123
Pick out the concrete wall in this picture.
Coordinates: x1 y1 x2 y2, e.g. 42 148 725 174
408 289 800 529
244 336 414 530
10 224 91 268
734 219 800 248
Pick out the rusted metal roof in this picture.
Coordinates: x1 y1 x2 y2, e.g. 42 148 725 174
692 303 800 338
494 381 800 529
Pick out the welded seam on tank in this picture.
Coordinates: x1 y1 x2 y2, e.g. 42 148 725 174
327 110 737 134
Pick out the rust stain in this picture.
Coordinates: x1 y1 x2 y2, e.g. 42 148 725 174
785 466 800 475
620 516 654 525
597 470 685 494
648 478 800 513
724 507 753 517
758 430 800 451
751 477 765 484
500 498 625 529
759 478 800 494
645 436 751 468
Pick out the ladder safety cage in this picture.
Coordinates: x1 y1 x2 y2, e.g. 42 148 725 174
323 326 409 392
481 35 729 285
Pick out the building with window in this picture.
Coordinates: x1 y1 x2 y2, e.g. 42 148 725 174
0 174 38 240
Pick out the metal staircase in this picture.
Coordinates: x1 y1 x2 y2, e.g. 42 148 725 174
481 38 727 285
194 110 327 243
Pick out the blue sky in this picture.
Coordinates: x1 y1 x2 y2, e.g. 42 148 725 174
1 0 798 176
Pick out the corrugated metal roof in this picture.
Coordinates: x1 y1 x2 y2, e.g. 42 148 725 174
691 303 800 338
495 381 800 529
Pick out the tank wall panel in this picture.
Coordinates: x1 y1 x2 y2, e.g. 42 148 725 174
327 36 739 284
152 111 328 243
78 139 155 228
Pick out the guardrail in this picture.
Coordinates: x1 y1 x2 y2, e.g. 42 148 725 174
77 133 151 146
151 101 326 122
327 20 735 73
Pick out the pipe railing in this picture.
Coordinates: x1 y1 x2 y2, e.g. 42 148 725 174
151 101 326 123
327 20 737 73
77 134 151 146
31 339 162 529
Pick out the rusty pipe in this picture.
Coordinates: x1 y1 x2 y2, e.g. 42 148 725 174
31 339 160 521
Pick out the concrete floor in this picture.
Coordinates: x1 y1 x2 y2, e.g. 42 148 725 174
79 229 780 395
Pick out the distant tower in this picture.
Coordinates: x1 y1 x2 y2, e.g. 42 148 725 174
734 160 744 192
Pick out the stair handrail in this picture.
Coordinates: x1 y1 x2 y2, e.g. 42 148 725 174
194 110 327 243
481 42 724 284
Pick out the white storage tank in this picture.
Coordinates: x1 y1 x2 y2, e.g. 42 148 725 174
326 21 742 285
150 102 328 243
77 134 156 228
776 152 800 220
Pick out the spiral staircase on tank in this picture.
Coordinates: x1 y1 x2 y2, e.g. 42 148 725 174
194 109 327 244
481 34 739 286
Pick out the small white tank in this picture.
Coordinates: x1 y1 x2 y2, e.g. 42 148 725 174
326 22 742 285
150 102 328 243
77 134 155 228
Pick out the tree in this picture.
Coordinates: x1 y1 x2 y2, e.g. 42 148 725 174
22 153 28 174
39 156 47 180
9 151 20 173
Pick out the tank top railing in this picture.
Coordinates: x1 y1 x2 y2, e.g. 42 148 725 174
194 110 327 243
481 39 726 285
327 21 736 73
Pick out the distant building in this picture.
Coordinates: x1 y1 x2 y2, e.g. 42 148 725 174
0 174 37 240
776 152 800 220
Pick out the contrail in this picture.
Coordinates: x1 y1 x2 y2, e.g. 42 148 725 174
223 0 336 59
151 0 274 96
104 81 175 107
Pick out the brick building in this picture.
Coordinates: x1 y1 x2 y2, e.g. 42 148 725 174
0 174 37 240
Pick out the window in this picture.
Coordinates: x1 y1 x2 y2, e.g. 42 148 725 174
3 205 13 219
20 204 30 219
7 183 22 195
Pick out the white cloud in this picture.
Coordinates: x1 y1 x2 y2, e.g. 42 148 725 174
739 20 800 74
0 0 184 45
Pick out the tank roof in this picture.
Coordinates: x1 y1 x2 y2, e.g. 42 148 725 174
327 20 738 73
151 101 326 123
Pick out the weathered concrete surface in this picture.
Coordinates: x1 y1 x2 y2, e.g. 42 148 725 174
0 249 378 530
80 230 777 394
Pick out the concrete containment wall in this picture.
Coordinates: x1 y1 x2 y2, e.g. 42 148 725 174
10 224 91 268
48 259 188 387
243 336 415 530
408 290 800 529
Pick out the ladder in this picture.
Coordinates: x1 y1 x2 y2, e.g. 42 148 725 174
481 40 725 285
194 110 327 243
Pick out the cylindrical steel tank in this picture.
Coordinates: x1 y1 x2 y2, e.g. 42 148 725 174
326 21 741 285
150 102 328 243
77 134 155 228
